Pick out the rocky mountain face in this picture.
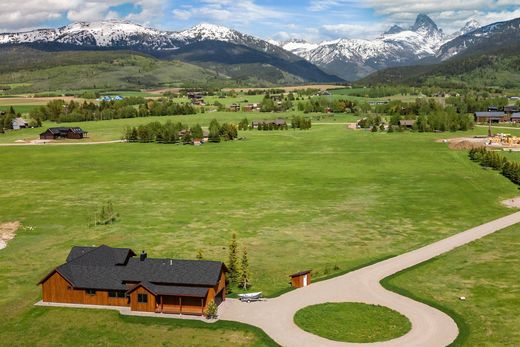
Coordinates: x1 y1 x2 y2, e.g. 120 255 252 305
277 15 516 81
280 14 449 81
0 20 342 83
437 17 520 61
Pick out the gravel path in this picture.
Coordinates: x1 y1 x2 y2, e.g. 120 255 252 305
219 211 520 347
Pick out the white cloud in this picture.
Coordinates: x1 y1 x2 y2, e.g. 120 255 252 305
170 0 285 27
0 0 165 31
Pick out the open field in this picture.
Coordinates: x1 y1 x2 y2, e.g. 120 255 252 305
0 111 361 144
1 118 520 345
385 222 520 346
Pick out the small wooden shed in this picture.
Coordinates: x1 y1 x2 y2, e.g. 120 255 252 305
289 270 312 288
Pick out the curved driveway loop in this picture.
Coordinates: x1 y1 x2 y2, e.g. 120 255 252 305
219 211 520 347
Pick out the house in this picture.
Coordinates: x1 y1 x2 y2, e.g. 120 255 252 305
12 117 29 130
399 119 416 128
511 113 520 123
39 127 88 140
474 112 508 123
39 245 227 316
228 103 240 112
504 105 519 114
290 270 311 288
487 105 499 112
243 104 261 112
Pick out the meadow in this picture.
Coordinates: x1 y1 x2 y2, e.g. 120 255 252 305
1 114 519 345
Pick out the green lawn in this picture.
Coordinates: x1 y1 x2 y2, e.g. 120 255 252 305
383 223 520 347
294 303 411 342
1 119 519 345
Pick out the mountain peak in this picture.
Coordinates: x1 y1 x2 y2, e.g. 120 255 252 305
460 19 480 34
384 25 404 35
412 14 439 32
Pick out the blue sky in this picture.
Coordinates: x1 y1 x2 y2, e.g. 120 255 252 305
1 0 519 41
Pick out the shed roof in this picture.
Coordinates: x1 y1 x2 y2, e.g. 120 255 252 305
289 270 312 278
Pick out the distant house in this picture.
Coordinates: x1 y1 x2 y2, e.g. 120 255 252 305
368 100 389 106
512 113 520 124
487 105 499 112
39 245 227 316
228 103 240 112
504 105 519 114
474 112 508 123
187 92 204 100
12 117 29 130
40 127 88 140
243 104 261 112
399 119 416 128
97 96 124 102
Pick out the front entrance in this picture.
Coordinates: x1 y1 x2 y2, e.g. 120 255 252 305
303 274 308 287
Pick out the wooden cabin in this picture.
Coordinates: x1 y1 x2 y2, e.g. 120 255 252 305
289 270 312 288
39 245 227 316
12 117 29 130
40 127 88 140
399 119 416 128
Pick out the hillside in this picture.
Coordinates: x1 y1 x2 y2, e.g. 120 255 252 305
0 46 327 93
0 21 342 85
359 44 520 88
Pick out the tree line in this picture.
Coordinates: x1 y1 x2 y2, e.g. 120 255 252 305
123 119 237 144
469 147 520 185
29 97 197 123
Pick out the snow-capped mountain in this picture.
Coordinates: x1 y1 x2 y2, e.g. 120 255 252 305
0 20 341 83
447 19 481 40
437 17 520 61
280 14 449 80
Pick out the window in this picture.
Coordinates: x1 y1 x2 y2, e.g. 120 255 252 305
137 293 148 303
109 291 126 298
86 289 96 296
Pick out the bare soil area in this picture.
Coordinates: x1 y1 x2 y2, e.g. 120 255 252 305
501 197 520 209
0 221 20 250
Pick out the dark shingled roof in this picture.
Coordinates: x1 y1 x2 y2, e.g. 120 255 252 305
128 282 209 297
474 112 505 117
44 245 225 293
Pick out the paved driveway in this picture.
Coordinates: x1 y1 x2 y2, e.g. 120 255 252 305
219 211 520 347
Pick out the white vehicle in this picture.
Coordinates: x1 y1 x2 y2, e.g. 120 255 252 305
238 292 263 302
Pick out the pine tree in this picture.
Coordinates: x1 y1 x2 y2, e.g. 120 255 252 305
196 249 204 260
228 233 239 284
239 248 251 290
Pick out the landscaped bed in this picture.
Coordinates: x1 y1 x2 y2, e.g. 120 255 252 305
293 302 411 343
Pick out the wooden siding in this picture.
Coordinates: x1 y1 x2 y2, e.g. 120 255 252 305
291 273 311 288
129 286 156 312
41 272 128 306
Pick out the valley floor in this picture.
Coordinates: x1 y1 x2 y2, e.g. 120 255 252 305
0 115 519 345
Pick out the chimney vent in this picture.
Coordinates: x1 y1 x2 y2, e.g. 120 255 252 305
140 250 147 261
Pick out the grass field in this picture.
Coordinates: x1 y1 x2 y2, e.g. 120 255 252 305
0 111 360 144
1 117 519 345
385 223 520 346
294 303 411 342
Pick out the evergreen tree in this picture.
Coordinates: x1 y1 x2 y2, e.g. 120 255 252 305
239 248 251 290
209 119 221 143
228 233 239 284
196 249 204 260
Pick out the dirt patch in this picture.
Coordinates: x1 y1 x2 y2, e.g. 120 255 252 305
437 137 487 150
501 198 520 209
0 221 21 250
